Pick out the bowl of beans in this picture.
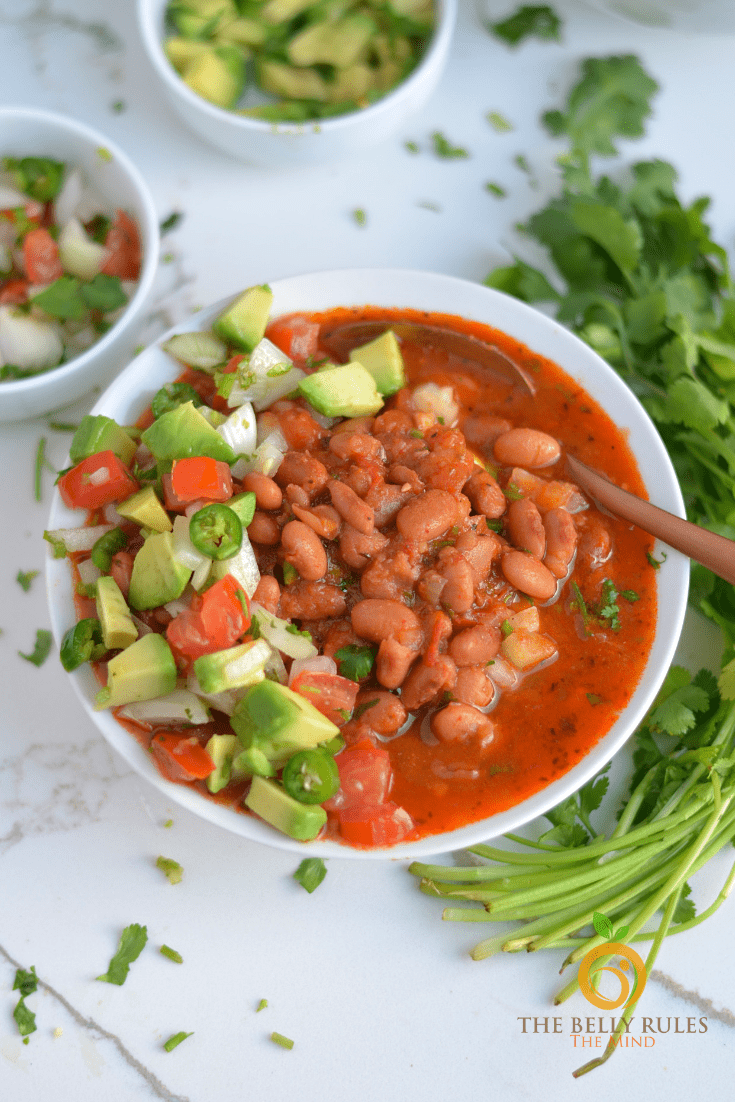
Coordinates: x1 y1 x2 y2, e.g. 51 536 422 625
0 107 159 421
45 268 689 857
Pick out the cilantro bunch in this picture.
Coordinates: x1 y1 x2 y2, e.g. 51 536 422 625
484 54 735 661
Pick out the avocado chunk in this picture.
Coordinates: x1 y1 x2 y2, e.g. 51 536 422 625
298 362 383 418
182 44 246 110
141 401 237 465
164 36 212 74
231 679 339 774
128 530 192 611
69 414 137 466
287 14 376 69
213 285 273 353
204 732 249 793
193 638 271 694
95 633 177 710
244 775 327 841
116 486 173 533
349 330 406 396
96 575 138 651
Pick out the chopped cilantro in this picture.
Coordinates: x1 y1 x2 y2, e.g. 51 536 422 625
500 619 514 637
353 698 380 720
164 1031 193 1052
431 132 469 159
335 644 376 682
486 4 562 46
647 551 667 570
16 570 39 592
503 481 524 501
485 181 507 198
486 111 513 132
282 562 299 585
270 1032 294 1050
18 629 52 667
97 923 148 985
404 140 420 154
156 856 183 884
257 998 268 1012
160 210 184 234
160 945 183 963
294 857 327 893
586 692 604 706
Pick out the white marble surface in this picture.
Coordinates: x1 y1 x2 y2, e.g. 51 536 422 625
1 1 734 1099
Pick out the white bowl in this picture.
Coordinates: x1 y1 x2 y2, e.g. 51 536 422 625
584 0 735 31
45 268 689 859
0 107 159 422
137 0 457 167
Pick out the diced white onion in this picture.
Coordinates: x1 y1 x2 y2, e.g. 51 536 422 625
118 689 211 727
220 638 272 687
186 672 246 716
191 559 212 591
487 656 518 690
264 646 288 685
231 430 286 480
211 532 260 597
288 654 337 686
53 167 108 226
77 557 101 587
250 604 318 660
412 382 460 427
0 305 63 371
305 405 336 429
0 184 31 208
57 216 106 280
227 337 306 411
163 594 191 618
88 466 109 486
217 402 257 456
172 514 210 572
45 523 114 553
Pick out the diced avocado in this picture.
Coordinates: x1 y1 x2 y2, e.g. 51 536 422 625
287 14 376 69
164 36 212 75
298 362 383 418
214 16 267 48
244 775 327 841
141 402 237 464
193 638 271 694
204 733 239 793
95 633 177 710
256 59 331 103
69 414 137 466
231 680 339 772
227 490 256 529
213 284 273 353
96 575 138 651
261 0 314 24
349 330 406 396
328 64 372 103
162 330 228 372
168 0 237 38
182 44 246 111
128 531 192 611
116 486 173 533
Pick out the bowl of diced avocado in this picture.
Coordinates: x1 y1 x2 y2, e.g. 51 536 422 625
137 0 457 166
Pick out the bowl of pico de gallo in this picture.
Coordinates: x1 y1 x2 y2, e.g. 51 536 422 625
0 107 159 421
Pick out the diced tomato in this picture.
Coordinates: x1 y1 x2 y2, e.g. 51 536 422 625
110 551 135 599
166 574 248 666
323 739 392 811
266 315 320 363
58 451 139 511
170 456 233 503
150 732 215 782
23 226 63 283
221 353 246 374
338 802 415 847
101 209 142 280
290 670 359 727
0 279 29 305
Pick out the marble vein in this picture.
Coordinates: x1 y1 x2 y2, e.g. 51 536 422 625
0 944 191 1102
649 969 735 1027
1 2 121 54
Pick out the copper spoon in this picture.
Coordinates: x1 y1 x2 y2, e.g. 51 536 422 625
566 455 735 586
318 319 537 397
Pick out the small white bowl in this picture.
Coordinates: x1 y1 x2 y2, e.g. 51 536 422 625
137 0 457 166
0 107 159 422
583 0 735 31
46 268 689 859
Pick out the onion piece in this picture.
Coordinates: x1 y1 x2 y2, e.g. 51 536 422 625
44 523 114 555
118 689 211 727
250 604 318 660
288 654 338 686
57 216 106 280
0 305 63 371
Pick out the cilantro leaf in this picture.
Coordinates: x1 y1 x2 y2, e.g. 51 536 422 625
33 276 86 321
431 132 469 159
18 629 53 667
293 857 327 893
80 273 128 313
156 856 183 884
16 570 39 592
97 923 148 985
487 5 561 46
13 966 38 997
335 644 376 682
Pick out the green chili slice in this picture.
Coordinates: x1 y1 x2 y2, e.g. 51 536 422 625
60 618 107 671
189 504 242 560
90 526 128 572
282 749 340 805
151 382 202 420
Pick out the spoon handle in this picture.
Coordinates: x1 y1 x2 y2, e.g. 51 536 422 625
566 455 735 586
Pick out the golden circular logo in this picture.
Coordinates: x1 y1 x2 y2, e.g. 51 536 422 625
577 942 647 1010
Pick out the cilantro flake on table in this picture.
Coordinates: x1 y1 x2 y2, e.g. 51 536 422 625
431 132 469 159
164 1031 193 1052
486 5 562 46
160 945 183 964
352 208 367 227
270 1031 294 1050
485 181 507 198
256 998 268 1012
96 923 148 985
16 570 39 592
156 856 183 884
294 857 327 893
486 111 513 132
160 210 183 234
18 629 52 667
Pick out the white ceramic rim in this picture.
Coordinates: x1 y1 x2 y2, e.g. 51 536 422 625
46 268 690 859
137 0 457 137
0 106 159 405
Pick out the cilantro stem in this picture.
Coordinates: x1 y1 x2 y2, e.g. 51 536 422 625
34 437 47 502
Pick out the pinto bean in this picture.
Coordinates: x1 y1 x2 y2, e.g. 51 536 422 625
437 549 476 613
251 574 280 614
279 581 347 621
376 638 417 689
248 511 281 545
360 548 420 600
329 479 374 534
373 409 413 434
494 428 561 469
274 452 329 497
463 469 507 519
453 666 496 709
461 414 512 449
454 530 500 581
284 483 310 507
322 620 363 660
291 503 342 541
328 431 384 464
364 481 415 528
543 507 578 579
351 598 422 649
386 464 424 493
241 472 282 511
501 549 557 601
280 520 327 581
339 524 389 570
431 702 495 745
352 690 408 735
507 498 546 559
448 625 501 667
396 488 459 542
329 415 375 437
400 655 457 712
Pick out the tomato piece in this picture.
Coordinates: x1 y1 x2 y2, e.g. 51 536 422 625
0 279 29 305
338 802 415 847
266 315 320 363
57 451 139 511
221 353 246 374
290 671 359 727
150 733 215 782
101 209 142 280
166 574 248 666
170 457 233 503
23 226 63 283
323 739 392 811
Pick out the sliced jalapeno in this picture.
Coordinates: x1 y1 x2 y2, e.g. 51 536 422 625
60 618 107 672
282 749 340 805
90 526 128 572
189 503 242 560
151 382 202 420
